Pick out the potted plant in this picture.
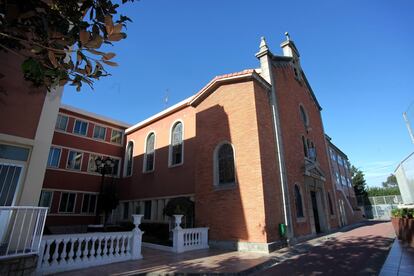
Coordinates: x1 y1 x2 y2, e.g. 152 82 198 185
391 208 414 247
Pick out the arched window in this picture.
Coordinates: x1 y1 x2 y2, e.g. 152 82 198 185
144 133 155 172
214 142 235 186
125 141 133 176
169 122 183 166
295 184 304 218
328 192 334 215
299 105 309 128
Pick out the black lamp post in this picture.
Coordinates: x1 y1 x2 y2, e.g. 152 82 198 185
95 157 114 224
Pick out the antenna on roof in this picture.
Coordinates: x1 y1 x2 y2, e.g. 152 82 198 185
164 89 169 108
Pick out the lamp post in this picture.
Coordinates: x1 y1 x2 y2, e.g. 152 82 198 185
95 156 115 225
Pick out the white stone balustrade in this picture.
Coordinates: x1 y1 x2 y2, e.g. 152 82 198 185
36 214 143 275
172 214 209 253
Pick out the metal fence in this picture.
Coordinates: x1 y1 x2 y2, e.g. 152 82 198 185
0 206 48 259
362 195 403 220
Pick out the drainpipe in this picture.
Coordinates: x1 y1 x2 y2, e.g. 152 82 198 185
256 37 293 244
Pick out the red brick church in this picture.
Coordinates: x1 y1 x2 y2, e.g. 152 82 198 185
0 34 363 253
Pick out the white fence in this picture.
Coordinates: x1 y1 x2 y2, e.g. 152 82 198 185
142 214 209 253
0 206 48 259
173 227 209 253
36 214 143 275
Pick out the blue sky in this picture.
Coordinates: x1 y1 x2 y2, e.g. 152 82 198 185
62 0 414 187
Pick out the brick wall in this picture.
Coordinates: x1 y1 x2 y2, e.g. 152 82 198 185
194 79 271 243
273 63 340 236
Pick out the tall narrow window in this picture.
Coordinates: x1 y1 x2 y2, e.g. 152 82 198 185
38 190 53 209
328 193 334 216
299 105 309 128
125 141 133 176
170 122 183 166
47 147 61 168
302 136 308 158
144 133 155 172
55 114 68 131
295 185 304 218
214 142 235 186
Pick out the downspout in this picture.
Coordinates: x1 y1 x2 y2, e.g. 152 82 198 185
256 37 293 244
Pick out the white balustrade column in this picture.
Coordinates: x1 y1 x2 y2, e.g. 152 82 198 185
131 214 144 259
172 214 184 253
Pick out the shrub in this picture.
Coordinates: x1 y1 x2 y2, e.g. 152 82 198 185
392 208 414 218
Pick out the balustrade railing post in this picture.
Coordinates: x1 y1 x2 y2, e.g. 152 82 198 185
36 239 46 271
131 214 143 260
172 214 184 253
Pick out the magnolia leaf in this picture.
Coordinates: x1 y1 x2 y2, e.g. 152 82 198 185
76 51 82 64
102 60 118 67
113 23 122 34
105 15 114 34
108 33 126 42
103 52 116 60
85 64 92 75
48 51 58 68
79 30 90 45
86 49 105 56
85 35 103 49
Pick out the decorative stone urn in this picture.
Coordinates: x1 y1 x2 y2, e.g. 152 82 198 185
173 214 184 230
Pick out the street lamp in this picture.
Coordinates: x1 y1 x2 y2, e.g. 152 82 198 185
95 157 115 224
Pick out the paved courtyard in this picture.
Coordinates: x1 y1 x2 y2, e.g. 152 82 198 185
258 221 395 275
58 221 396 275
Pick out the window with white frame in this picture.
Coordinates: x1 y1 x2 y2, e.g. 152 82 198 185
38 190 53 209
81 194 97 214
214 142 236 186
331 149 337 161
111 158 120 176
125 141 133 176
330 148 336 161
73 119 88 136
87 154 101 173
341 175 346 186
59 192 76 213
335 172 340 184
93 125 106 140
144 133 155 172
47 147 61 168
55 114 68 131
169 122 183 166
111 129 123 144
67 150 82 170
337 155 343 166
